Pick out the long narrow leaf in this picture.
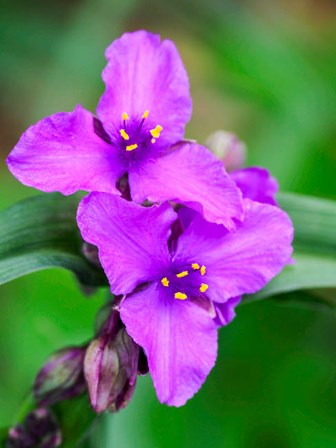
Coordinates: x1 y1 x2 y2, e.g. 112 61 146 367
0 194 106 287
246 192 336 304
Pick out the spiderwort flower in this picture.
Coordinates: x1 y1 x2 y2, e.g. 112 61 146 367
77 193 293 406
6 30 243 228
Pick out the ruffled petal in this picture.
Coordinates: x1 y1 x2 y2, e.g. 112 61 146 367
213 297 241 327
175 199 293 302
230 167 278 205
7 105 124 195
120 283 218 407
129 142 244 229
97 30 192 148
77 193 176 295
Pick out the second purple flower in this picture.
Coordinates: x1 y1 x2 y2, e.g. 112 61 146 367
77 193 293 407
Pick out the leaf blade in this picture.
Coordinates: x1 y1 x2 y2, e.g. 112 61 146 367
0 193 107 287
246 253 336 302
278 192 336 256
245 192 336 304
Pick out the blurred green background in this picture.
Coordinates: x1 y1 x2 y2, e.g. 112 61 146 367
1 0 336 446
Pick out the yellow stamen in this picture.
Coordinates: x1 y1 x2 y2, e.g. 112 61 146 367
151 138 156 144
176 270 188 278
119 129 130 140
200 265 206 276
142 110 149 119
161 277 169 287
199 283 209 293
150 125 163 139
174 292 187 300
126 144 138 152
122 112 129 121
192 263 200 270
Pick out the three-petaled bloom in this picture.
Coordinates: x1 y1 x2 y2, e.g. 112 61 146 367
77 193 293 406
6 30 244 228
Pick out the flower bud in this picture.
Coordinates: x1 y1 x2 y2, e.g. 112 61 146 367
33 346 86 407
205 130 246 171
84 309 139 413
6 408 61 448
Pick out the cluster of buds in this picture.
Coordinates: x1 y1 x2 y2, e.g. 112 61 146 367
31 304 141 414
7 302 143 445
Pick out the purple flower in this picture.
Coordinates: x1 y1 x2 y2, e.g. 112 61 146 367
77 193 293 406
6 30 243 228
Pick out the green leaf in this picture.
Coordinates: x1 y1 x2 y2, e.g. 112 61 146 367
245 192 336 304
247 253 336 302
0 193 107 287
269 290 336 314
278 192 336 256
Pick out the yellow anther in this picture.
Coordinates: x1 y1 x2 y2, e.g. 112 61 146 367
176 270 188 278
161 277 169 287
150 125 163 139
199 283 209 293
192 263 200 270
174 292 187 300
151 138 156 144
126 144 138 152
119 129 130 140
200 265 206 276
122 112 129 121
142 110 149 119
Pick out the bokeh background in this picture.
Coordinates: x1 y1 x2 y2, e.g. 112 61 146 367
1 0 336 446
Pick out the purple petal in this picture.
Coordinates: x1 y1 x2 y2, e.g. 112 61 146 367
129 142 244 229
213 297 241 327
97 31 192 148
77 193 176 295
120 283 218 407
175 199 293 302
7 105 124 195
230 167 278 205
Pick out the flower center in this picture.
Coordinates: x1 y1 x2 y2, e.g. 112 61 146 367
118 110 163 152
160 263 208 301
